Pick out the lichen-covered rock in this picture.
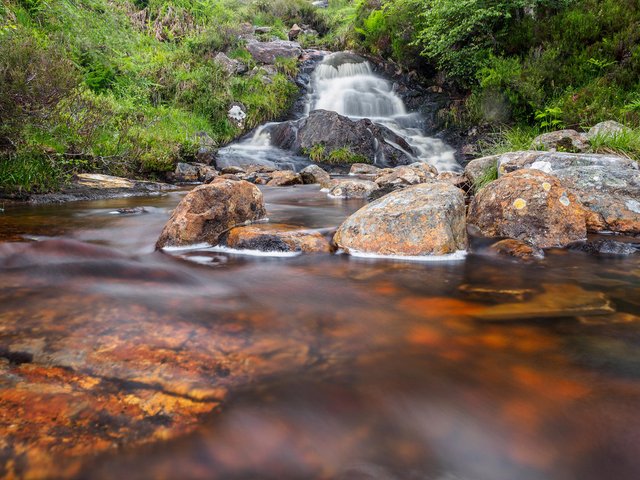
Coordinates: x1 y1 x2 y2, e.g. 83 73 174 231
587 120 631 140
246 40 301 64
214 52 247 76
300 164 331 186
328 180 379 199
350 163 380 175
266 170 303 187
156 180 266 248
531 130 589 152
495 151 640 234
334 182 467 256
497 151 637 175
224 224 332 253
467 169 589 248
554 165 640 234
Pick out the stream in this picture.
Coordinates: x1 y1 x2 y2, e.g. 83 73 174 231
1 187 640 479
1 50 640 480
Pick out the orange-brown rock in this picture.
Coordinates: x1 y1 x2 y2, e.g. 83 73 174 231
489 239 545 261
328 179 379 198
300 164 331 186
156 180 266 248
467 169 589 249
334 182 467 256
224 223 332 253
374 164 437 188
266 170 303 187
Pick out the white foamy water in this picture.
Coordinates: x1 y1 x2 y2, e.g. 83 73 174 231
217 51 460 172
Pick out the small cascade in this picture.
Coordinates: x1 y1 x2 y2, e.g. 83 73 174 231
217 51 460 173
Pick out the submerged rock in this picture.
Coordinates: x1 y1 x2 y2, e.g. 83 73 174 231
567 239 639 256
269 110 415 167
156 179 266 248
224 223 332 253
328 180 379 199
334 182 467 256
488 239 545 261
300 164 331 186
467 169 589 248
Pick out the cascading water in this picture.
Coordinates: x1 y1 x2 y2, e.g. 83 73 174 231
217 51 460 172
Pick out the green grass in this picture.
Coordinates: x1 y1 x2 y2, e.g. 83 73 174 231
0 0 317 193
478 125 541 156
0 154 66 194
589 128 640 161
473 163 499 192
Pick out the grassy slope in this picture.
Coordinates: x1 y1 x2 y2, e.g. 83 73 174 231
0 0 321 193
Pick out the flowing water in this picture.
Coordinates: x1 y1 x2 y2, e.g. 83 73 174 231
217 52 458 173
1 186 640 479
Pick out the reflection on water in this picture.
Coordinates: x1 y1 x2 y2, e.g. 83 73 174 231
0 186 640 479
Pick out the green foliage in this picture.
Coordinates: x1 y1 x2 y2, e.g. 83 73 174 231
473 163 498 192
479 125 540 156
303 144 370 164
589 128 640 161
0 0 306 192
326 147 369 164
0 153 65 194
534 106 565 131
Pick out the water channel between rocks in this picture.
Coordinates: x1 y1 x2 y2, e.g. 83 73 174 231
1 184 640 480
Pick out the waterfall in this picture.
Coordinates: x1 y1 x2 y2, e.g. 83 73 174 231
217 51 460 173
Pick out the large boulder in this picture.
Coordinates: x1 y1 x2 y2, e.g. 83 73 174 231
156 179 266 249
300 164 331 186
467 169 589 248
334 182 467 256
268 110 415 167
496 151 640 234
246 40 301 64
223 224 332 253
554 166 640 234
531 129 589 152
497 151 637 175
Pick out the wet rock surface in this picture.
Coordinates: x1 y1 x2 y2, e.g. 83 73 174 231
223 223 333 253
266 170 304 187
468 169 589 248
269 110 416 167
156 180 266 248
334 182 467 256
300 165 331 186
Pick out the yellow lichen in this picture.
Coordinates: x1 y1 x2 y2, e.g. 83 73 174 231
513 198 527 210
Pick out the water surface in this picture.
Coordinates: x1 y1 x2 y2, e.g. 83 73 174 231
1 186 639 479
